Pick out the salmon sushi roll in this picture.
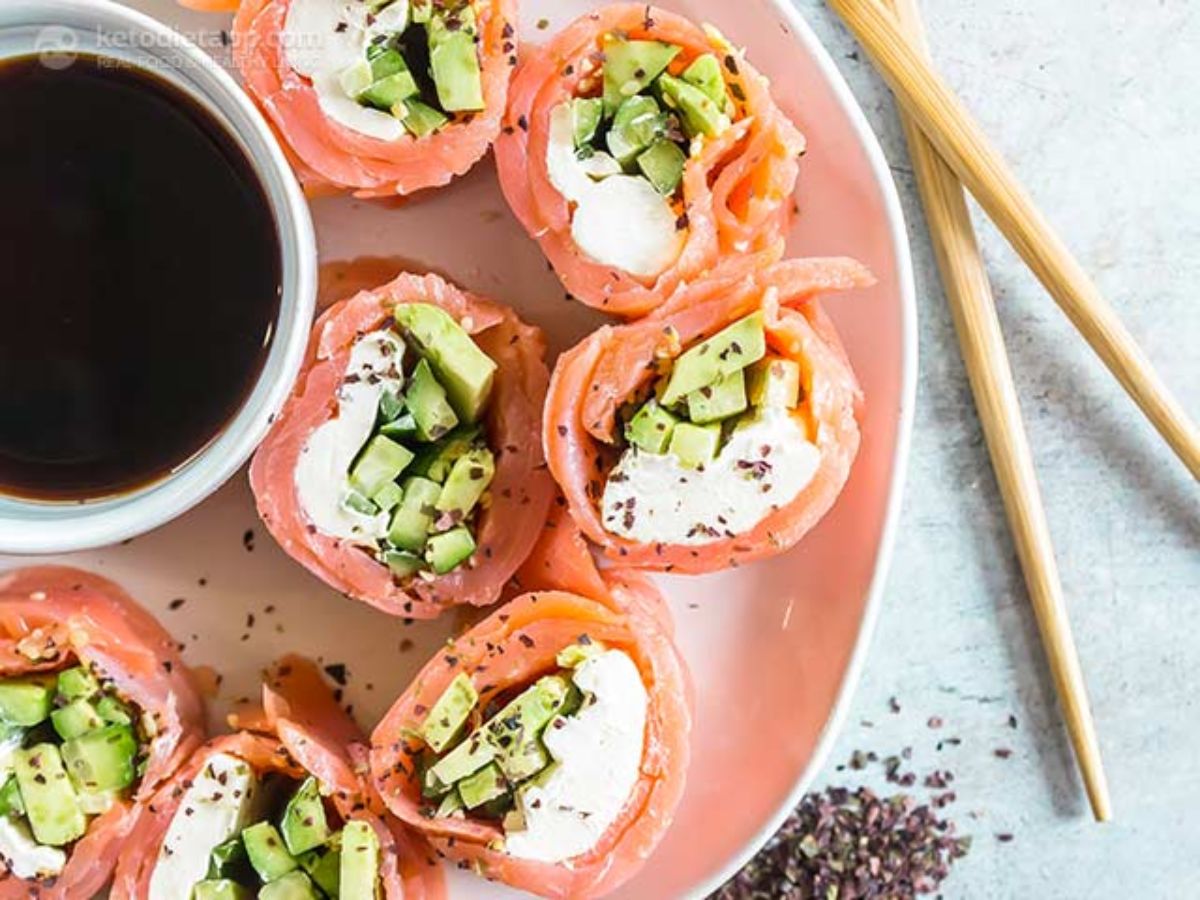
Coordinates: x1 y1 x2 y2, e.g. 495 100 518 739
369 573 691 898
544 257 873 575
233 0 518 198
114 655 445 900
496 3 805 317
0 567 206 898
250 271 554 619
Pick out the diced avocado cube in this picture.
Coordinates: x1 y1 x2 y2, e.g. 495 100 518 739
602 35 681 114
409 427 481 482
95 695 133 726
428 5 485 112
428 732 494 787
411 0 431 23
378 389 405 423
192 879 253 900
381 550 423 581
0 678 54 727
668 421 721 469
368 47 410 82
434 789 464 818
339 820 381 900
434 447 495 520
258 870 321 900
56 667 99 702
244 821 298 882
746 357 802 409
380 411 418 441
341 490 379 518
625 399 680 454
399 98 450 136
14 744 86 846
606 95 667 166
420 673 478 753
77 788 118 815
0 775 25 817
207 835 250 880
50 698 104 740
484 675 573 782
386 476 442 552
349 435 414 498
405 359 460 443
395 304 497 423
571 97 604 148
339 60 375 100
425 526 476 575
660 312 767 405
556 640 603 669
362 70 420 112
61 723 137 793
681 53 729 110
281 776 331 856
371 480 404 513
457 762 508 810
298 832 341 897
637 138 687 195
687 367 748 424
657 72 731 139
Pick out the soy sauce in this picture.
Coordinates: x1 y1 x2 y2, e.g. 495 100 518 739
0 54 282 501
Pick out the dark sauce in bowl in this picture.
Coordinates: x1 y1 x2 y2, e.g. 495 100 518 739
0 53 282 501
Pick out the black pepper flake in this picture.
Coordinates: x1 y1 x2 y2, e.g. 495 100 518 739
517 634 534 648
324 663 348 686
242 529 255 552
168 598 186 611
517 115 529 131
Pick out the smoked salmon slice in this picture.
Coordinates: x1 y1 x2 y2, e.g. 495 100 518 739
113 655 445 900
370 582 691 898
250 271 554 619
0 566 206 900
232 0 518 198
543 257 873 574
495 4 804 317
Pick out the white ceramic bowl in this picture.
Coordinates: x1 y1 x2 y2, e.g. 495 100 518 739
0 0 315 554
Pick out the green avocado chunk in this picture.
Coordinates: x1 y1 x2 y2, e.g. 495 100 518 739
434 447 495 520
410 426 482 482
387 476 442 552
420 672 478 753
686 367 748 424
258 870 321 900
483 675 573 781
395 303 497 423
381 549 424 581
400 98 451 136
380 410 419 442
371 479 405 513
281 776 331 856
192 879 253 900
0 774 25 817
606 94 667 166
95 695 133 726
637 138 686 195
681 53 729 109
434 788 464 817
14 743 86 846
61 723 137 793
668 421 721 469
425 526 477 574
207 835 251 881
350 434 414 498
0 677 54 727
457 762 508 809
602 36 680 114
56 667 99 703
746 356 802 408
657 72 731 139
339 820 381 900
405 359 461 443
660 312 767 405
571 97 604 148
244 821 299 883
626 399 680 454
50 698 104 740
427 731 494 789
298 832 341 897
428 5 485 112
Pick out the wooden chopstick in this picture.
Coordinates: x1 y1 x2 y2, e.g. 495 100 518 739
877 0 1112 822
827 0 1200 481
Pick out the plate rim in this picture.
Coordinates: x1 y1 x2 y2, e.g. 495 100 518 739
686 2 918 896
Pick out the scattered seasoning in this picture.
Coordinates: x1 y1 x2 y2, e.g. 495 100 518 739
536 17 549 29
242 529 255 552
888 696 901 714
926 716 944 729
993 747 1013 759
167 598 186 611
324 663 348 686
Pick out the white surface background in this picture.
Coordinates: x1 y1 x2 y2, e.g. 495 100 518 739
788 1 1200 896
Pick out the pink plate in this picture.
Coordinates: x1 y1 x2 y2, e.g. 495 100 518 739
5 0 915 896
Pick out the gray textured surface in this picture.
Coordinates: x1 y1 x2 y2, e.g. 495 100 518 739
784 1 1200 895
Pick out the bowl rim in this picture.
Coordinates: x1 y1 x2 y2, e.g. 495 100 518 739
688 2 918 896
0 0 316 554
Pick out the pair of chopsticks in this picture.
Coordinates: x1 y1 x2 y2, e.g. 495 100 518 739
831 0 1200 822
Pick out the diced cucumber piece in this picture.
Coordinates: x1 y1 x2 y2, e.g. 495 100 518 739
349 435 414 497
56 667 99 703
637 138 687 195
0 678 54 727
657 72 731 138
14 744 86 846
428 5 485 112
281 776 331 856
95 695 133 726
0 775 24 817
380 411 418 441
368 47 409 82
244 821 299 882
61 723 137 793
341 490 379 517
606 95 667 166
434 789 464 818
425 526 476 574
405 359 459 443
362 70 420 111
386 476 442 552
409 427 481 482
686 367 748 424
339 61 374 100
571 97 604 148
50 698 104 740
371 480 404 512
192 880 253 900
419 673 477 753
381 550 424 580
399 98 450 136
434 447 495 520
625 399 680 454
378 388 405 423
